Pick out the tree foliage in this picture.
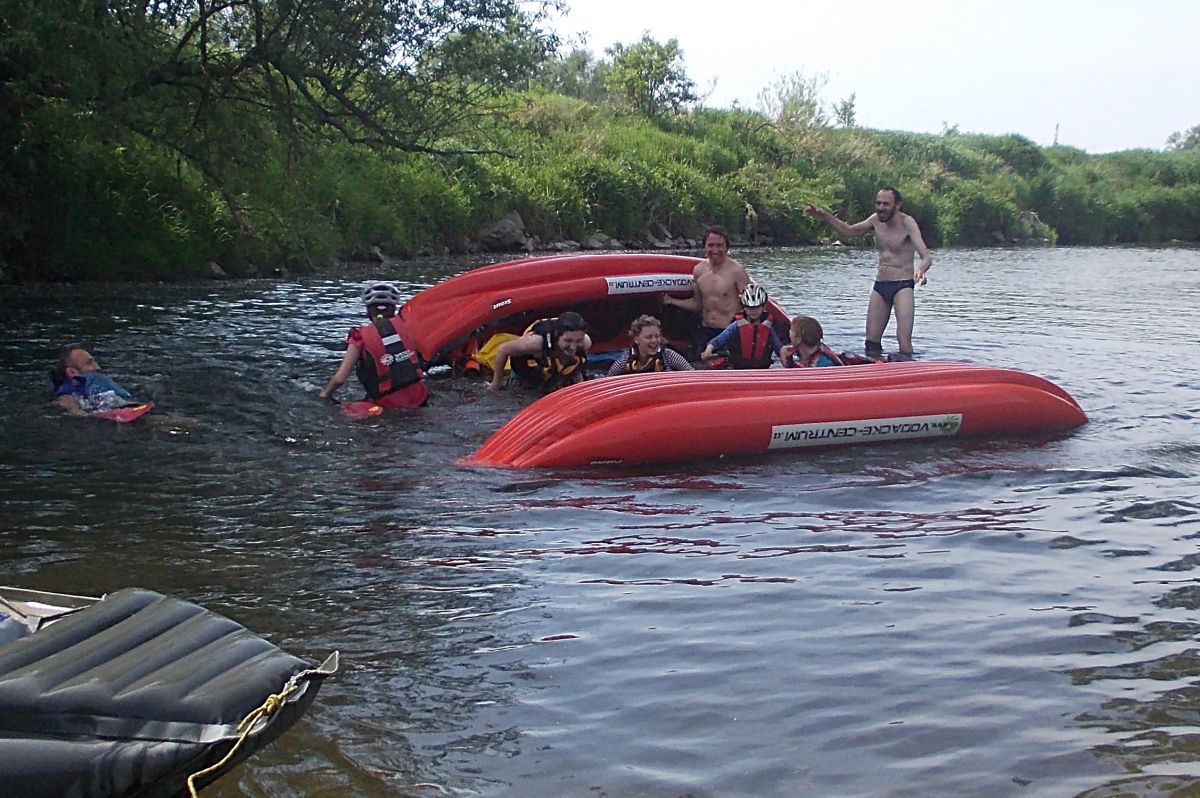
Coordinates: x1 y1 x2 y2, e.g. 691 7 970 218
757 70 829 130
0 0 561 276
535 48 610 102
2 5 1198 281
833 94 857 128
1166 124 1200 151
603 34 697 118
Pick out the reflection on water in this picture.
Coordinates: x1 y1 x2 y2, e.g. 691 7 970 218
1 247 1199 797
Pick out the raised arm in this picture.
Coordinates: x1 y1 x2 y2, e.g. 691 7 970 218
804 205 875 238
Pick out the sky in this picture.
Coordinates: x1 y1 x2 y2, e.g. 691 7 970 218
545 0 1199 154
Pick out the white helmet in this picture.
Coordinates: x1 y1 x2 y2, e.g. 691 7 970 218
362 281 401 307
740 283 768 307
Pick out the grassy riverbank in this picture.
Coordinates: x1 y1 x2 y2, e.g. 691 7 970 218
4 20 1198 283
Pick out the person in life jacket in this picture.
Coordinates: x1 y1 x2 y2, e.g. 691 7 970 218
781 316 883 367
318 281 428 408
487 311 592 394
698 283 786 369
605 314 694 377
780 316 848 367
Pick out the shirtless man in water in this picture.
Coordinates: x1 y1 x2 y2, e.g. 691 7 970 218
804 187 932 358
661 225 752 358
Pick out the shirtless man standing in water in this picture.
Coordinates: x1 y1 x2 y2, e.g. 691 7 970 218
804 187 932 359
661 225 752 358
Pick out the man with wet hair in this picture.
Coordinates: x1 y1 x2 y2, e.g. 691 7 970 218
661 225 752 358
804 188 932 359
50 345 137 415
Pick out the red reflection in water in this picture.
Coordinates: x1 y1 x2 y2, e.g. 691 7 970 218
582 573 797 586
563 534 734 557
513 495 694 516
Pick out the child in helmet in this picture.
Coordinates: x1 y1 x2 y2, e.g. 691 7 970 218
318 281 428 408
487 311 593 393
698 283 786 369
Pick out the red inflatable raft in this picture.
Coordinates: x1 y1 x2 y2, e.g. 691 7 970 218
396 252 788 368
461 362 1088 469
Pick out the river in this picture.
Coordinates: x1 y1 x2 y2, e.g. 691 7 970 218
1 245 1198 797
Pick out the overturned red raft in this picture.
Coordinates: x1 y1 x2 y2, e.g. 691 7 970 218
462 362 1088 469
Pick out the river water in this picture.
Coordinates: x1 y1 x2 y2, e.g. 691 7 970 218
1 246 1199 797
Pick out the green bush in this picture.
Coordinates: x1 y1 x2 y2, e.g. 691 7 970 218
16 109 229 281
6 84 1199 282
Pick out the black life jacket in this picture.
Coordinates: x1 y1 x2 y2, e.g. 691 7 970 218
625 347 665 373
510 318 585 392
356 317 421 399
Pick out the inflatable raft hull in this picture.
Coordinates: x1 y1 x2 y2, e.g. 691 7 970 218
461 362 1087 469
0 587 336 797
396 252 789 368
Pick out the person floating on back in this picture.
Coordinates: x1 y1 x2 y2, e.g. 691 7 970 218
698 283 786 369
50 346 139 415
606 314 694 376
319 281 429 408
487 312 592 394
50 345 202 427
804 187 932 360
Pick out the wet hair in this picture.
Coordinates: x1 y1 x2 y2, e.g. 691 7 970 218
49 344 86 388
880 187 902 205
628 314 662 338
555 311 588 334
790 316 824 347
703 225 730 247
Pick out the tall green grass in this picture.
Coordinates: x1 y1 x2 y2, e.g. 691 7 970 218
6 93 1198 281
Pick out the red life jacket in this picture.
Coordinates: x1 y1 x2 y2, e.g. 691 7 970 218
731 318 773 369
356 317 422 399
787 343 846 368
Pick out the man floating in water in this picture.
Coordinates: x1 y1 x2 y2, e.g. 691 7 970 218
50 346 140 415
